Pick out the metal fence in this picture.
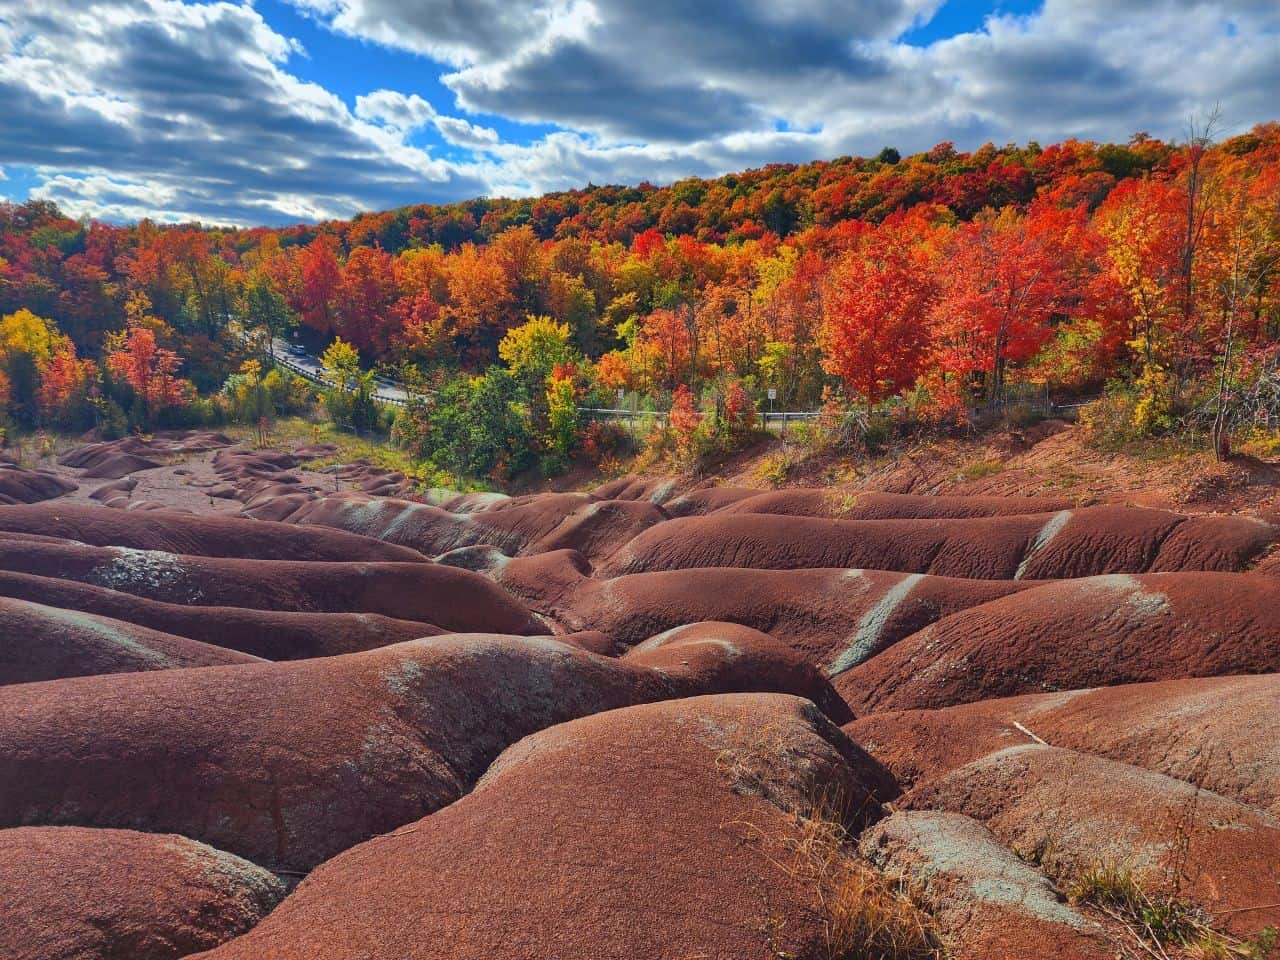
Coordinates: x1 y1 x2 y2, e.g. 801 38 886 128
265 350 410 407
581 406 822 433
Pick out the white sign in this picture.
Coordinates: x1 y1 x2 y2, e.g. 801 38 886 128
617 388 626 400
767 388 777 401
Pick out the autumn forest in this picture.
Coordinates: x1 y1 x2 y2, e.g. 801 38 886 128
3 124 1279 482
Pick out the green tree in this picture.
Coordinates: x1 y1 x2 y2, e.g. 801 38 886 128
424 369 533 480
320 337 378 433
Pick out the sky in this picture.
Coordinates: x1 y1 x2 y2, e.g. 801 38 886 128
0 0 1277 227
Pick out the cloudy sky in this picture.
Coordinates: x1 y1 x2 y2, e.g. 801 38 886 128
1 0 1277 226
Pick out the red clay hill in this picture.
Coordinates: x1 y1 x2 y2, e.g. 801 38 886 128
3 427 1279 959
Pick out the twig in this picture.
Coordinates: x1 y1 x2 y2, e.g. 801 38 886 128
1011 720 1048 745
1215 901 1280 916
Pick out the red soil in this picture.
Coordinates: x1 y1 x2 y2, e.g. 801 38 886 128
904 744 1280 937
506 558 1030 668
0 502 426 561
0 570 442 660
0 826 284 960
0 538 538 632
715 487 1078 519
0 596 258 684
0 633 851 871
603 506 1278 578
858 811 1115 960
260 489 665 562
9 458 1280 958
191 694 894 960
839 571 1280 711
845 675 1280 817
0 462 77 504
622 621 853 722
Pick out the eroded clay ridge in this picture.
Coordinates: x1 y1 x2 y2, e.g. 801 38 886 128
4 447 1280 959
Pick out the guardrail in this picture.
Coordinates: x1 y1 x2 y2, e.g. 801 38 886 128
582 406 822 433
265 349 410 407
261 343 1092 427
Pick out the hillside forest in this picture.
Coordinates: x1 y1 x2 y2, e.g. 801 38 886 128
2 123 1279 482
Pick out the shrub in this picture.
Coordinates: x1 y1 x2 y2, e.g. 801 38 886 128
669 385 703 463
957 459 1004 480
753 451 793 487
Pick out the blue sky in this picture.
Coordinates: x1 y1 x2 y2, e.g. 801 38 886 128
1 0 1275 226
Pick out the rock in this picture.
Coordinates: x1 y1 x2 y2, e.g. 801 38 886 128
858 811 1113 960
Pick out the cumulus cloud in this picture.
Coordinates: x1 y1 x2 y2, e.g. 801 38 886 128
2 0 1278 223
0 0 486 224
355 88 501 149
354 90 438 132
293 0 939 142
433 116 501 149
284 0 1280 199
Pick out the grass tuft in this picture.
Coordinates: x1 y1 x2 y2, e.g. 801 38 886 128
1069 863 1277 960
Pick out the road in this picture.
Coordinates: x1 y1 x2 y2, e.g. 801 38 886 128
257 331 821 425
266 337 411 405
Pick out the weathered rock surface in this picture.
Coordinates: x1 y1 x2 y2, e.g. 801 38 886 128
0 826 283 960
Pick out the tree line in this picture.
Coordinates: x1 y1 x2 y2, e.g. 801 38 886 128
1 123 1277 477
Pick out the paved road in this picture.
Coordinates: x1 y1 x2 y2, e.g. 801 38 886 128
257 330 821 424
267 337 411 405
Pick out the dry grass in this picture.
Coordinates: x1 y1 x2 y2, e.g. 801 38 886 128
1068 865 1277 960
784 804 943 960
714 722 943 960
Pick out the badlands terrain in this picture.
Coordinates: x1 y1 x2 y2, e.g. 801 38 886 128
2 424 1280 959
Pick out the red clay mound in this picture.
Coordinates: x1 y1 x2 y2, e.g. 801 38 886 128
58 435 230 483
416 487 510 512
840 572 1280 712
0 633 851 870
0 463 76 504
0 826 284 960
623 621 853 722
664 484 759 515
58 432 230 472
1256 549 1280 576
589 473 683 504
318 459 418 498
0 571 439 660
193 694 894 960
0 502 424 561
717 488 1077 519
268 491 665 562
845 675 1280 816
905 744 1280 937
858 811 1113 960
515 561 1030 668
0 596 258 684
604 507 1279 578
209 448 324 506
80 452 164 479
0 540 539 633
88 476 137 502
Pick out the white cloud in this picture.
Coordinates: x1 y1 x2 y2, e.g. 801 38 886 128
2 0 1277 224
355 88 501 150
354 89 437 131
0 0 486 224
432 115 500 149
